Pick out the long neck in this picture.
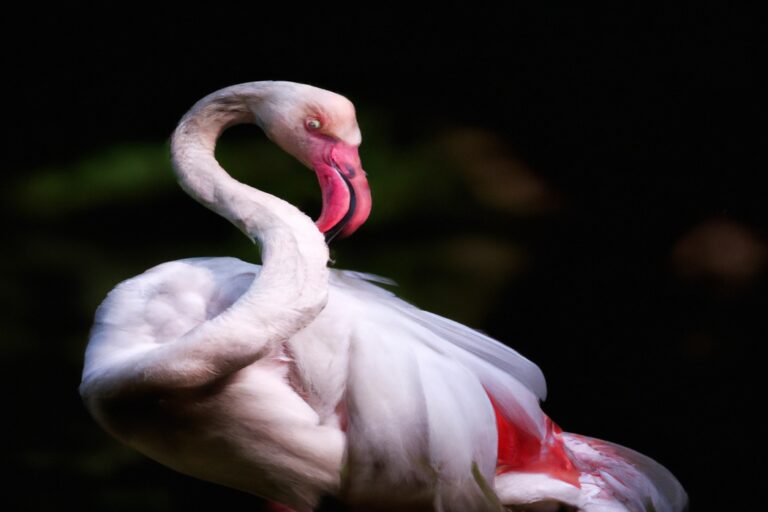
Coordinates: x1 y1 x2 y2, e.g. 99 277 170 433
170 84 330 330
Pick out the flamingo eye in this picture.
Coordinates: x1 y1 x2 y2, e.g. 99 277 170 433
305 118 322 130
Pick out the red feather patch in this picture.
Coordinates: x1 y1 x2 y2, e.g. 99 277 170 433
487 392 580 487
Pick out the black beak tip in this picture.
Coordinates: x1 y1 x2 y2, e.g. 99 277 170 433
322 170 356 246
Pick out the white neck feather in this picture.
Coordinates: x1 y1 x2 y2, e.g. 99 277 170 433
170 83 330 332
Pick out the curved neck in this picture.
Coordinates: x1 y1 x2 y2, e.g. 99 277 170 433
170 84 330 324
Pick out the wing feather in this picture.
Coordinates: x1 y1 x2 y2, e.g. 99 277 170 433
331 270 547 438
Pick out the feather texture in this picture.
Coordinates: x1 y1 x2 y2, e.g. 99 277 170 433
84 258 685 511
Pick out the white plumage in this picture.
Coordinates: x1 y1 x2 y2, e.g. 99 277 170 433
80 81 687 511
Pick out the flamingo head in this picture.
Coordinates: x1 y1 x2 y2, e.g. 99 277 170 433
251 82 371 242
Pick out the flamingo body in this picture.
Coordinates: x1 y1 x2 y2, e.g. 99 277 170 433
80 82 687 511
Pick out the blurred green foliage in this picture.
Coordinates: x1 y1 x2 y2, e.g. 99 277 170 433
14 144 176 216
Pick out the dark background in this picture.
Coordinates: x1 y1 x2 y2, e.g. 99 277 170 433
3 5 761 511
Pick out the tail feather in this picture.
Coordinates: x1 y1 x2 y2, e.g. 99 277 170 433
562 433 688 512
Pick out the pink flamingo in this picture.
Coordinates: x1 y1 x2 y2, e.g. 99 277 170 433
80 82 687 511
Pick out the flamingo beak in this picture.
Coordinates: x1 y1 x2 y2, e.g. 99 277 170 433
313 143 371 242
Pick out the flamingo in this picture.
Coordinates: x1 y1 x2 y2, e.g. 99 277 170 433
79 81 687 512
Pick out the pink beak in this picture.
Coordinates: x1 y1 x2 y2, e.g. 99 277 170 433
312 142 372 241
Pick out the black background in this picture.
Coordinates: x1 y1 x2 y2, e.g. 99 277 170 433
4 5 762 511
